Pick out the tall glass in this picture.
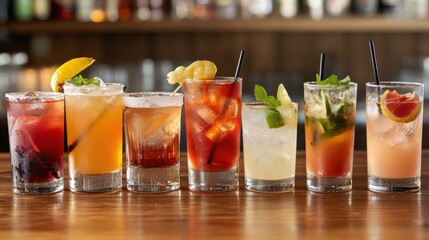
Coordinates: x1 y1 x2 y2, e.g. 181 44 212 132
184 77 242 192
6 92 64 194
64 83 124 193
304 82 357 193
124 92 183 193
242 102 298 192
366 82 424 193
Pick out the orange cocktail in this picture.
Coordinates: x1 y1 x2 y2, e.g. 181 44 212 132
366 82 423 193
304 80 357 193
64 82 124 193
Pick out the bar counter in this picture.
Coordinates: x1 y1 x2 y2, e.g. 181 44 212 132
0 151 428 239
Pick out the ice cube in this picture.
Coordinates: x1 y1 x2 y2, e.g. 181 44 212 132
205 123 225 142
217 98 238 118
377 120 407 146
366 100 380 119
402 120 418 136
195 104 217 125
189 115 204 135
95 77 106 87
26 102 48 117
205 115 237 142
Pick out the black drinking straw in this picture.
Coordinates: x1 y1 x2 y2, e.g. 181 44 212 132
206 51 245 165
319 53 325 80
235 51 245 80
369 40 381 85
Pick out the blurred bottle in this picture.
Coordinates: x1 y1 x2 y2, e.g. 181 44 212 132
14 0 32 22
352 0 379 16
306 0 324 19
326 0 351 17
171 0 194 20
0 0 10 23
106 0 120 21
239 0 252 19
216 0 238 19
279 0 298 18
54 0 74 20
150 0 167 21
33 0 51 20
248 0 273 18
106 0 132 22
90 0 107 22
194 0 216 19
118 0 132 21
398 0 428 19
380 0 400 16
76 0 93 22
134 0 151 21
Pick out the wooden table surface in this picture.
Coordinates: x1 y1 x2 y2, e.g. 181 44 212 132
0 151 428 240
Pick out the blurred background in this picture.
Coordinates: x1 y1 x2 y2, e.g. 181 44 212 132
1 0 429 152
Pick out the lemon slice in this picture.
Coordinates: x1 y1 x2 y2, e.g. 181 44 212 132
167 60 217 85
50 57 95 92
380 90 421 123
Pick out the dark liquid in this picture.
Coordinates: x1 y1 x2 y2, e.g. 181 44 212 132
7 99 64 184
129 134 179 168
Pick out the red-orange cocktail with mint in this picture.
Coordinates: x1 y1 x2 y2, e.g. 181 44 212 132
184 77 242 191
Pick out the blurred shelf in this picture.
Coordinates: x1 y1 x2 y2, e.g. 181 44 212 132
2 16 429 34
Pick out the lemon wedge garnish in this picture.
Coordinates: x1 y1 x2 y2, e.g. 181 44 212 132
50 57 95 92
277 83 293 107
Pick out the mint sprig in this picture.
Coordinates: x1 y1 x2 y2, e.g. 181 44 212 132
67 75 100 86
255 84 281 107
316 74 350 86
311 74 354 138
254 84 284 129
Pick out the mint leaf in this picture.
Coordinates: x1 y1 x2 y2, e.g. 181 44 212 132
67 75 100 86
254 84 281 108
254 84 285 129
266 108 285 129
312 74 354 138
316 74 350 86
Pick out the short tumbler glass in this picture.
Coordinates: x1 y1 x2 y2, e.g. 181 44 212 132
124 92 183 193
242 102 298 192
366 82 424 193
64 83 124 193
6 92 64 194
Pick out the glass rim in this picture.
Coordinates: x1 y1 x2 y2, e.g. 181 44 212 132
366 81 424 88
123 92 183 108
63 82 125 90
185 77 242 83
124 92 183 98
5 91 64 101
304 81 357 89
243 102 298 109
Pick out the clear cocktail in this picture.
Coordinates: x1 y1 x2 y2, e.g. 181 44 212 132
64 82 124 193
366 82 423 192
124 92 183 193
304 79 357 192
6 92 64 194
242 101 298 192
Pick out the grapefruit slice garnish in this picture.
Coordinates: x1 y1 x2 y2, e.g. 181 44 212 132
380 90 421 123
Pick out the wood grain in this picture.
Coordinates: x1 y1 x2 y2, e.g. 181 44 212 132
0 151 428 239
